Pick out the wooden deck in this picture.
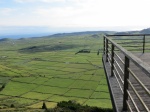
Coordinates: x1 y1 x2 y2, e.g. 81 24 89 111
103 53 150 112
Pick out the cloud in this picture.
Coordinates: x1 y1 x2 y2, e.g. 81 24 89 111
14 0 66 3
19 0 150 27
14 0 36 3
13 0 92 5
41 0 65 2
0 8 16 15
1 0 150 29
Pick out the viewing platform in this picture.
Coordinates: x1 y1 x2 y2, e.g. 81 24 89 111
102 35 150 112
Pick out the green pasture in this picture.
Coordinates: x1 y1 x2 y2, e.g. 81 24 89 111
0 34 112 110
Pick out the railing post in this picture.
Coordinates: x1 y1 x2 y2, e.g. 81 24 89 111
143 35 145 53
103 36 105 54
111 44 114 76
123 56 130 111
105 38 108 62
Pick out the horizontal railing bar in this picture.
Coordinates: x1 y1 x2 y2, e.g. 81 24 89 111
127 48 142 50
108 48 111 52
114 65 124 84
127 90 140 112
108 54 111 62
108 44 111 49
108 58 111 66
107 49 111 53
128 79 150 112
117 42 143 44
114 52 125 65
114 58 124 74
113 70 123 93
104 35 150 77
114 49 120 51
113 38 143 40
121 45 142 47
126 100 133 112
128 49 142 51
128 68 150 96
106 34 150 36
108 51 111 57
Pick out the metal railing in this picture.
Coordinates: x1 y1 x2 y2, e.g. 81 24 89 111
103 35 150 112
106 34 150 53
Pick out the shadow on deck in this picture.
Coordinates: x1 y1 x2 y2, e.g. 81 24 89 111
102 35 150 112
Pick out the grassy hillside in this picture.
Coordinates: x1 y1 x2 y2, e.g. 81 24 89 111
0 33 112 111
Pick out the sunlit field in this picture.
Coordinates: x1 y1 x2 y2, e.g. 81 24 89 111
0 34 112 110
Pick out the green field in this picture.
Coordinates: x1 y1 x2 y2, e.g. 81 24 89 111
0 34 112 110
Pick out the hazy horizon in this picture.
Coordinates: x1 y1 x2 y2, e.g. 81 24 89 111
1 0 150 36
0 25 148 35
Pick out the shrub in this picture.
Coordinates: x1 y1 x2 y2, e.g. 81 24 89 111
42 102 47 110
45 100 113 112
10 104 15 108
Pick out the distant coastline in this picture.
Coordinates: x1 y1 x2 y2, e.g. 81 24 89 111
0 26 148 39
0 33 55 39
0 26 150 39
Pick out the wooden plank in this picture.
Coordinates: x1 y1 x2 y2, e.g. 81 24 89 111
103 56 123 112
103 53 150 112
104 35 150 77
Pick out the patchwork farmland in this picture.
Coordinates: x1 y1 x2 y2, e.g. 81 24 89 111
0 34 112 110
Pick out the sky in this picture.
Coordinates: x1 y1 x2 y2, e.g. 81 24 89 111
0 0 150 34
